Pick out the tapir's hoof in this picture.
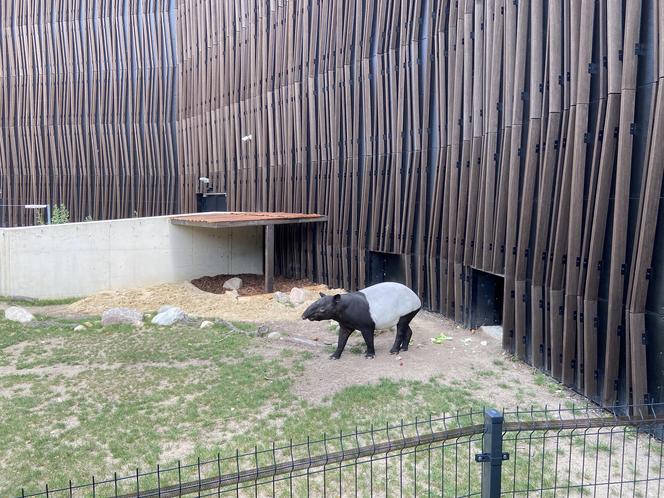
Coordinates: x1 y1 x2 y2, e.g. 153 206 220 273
401 347 409 352
329 353 341 360
389 348 399 354
365 353 375 359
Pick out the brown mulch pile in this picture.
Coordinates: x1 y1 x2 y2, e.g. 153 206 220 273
190 274 318 296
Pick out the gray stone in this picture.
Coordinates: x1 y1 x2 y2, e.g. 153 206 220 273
267 331 282 340
158 305 174 313
479 325 503 340
223 277 243 290
4 306 34 324
101 308 143 327
257 325 270 337
200 320 214 329
284 335 319 348
289 287 307 305
274 292 290 304
151 307 187 326
74 325 86 332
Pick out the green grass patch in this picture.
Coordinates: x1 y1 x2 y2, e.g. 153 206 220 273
0 317 627 498
0 296 82 306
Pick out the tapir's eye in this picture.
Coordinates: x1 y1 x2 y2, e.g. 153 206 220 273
319 308 325 312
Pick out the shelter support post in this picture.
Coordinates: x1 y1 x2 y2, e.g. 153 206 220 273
265 225 275 293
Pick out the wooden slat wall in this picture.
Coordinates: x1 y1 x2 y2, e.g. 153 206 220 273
0 1 179 226
3 0 664 408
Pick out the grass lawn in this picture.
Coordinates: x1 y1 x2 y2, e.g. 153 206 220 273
0 315 658 497
0 315 489 496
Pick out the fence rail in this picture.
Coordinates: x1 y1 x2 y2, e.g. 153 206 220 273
17 404 664 498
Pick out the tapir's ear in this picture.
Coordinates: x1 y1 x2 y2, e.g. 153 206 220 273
333 294 341 304
319 292 327 298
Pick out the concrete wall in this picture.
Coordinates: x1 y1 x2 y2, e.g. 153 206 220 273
0 215 263 299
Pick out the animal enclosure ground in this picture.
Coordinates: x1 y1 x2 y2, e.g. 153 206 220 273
0 292 656 496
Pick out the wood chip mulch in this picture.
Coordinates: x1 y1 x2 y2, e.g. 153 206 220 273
190 274 319 296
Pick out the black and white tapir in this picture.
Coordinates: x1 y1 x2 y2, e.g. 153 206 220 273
302 282 422 359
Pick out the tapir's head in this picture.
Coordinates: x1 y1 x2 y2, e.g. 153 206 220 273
302 292 341 321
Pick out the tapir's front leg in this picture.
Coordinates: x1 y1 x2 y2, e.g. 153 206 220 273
330 325 353 359
360 328 376 358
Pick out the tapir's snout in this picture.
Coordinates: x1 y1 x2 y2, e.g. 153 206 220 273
301 304 315 320
302 301 326 321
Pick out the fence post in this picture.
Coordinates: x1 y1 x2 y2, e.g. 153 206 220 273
476 408 507 498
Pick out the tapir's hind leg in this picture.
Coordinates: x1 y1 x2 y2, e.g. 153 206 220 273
396 309 420 352
389 331 403 354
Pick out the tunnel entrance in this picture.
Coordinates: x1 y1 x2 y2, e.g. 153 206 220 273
368 251 406 286
469 268 504 329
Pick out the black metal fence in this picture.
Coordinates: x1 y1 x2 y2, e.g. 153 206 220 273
17 404 664 498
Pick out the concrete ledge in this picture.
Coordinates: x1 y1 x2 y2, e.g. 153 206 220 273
0 215 263 299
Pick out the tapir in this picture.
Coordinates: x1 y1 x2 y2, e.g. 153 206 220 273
302 282 422 359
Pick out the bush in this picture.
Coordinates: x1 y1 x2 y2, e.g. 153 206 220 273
51 204 70 224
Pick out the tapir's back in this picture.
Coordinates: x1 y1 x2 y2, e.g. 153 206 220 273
359 282 421 330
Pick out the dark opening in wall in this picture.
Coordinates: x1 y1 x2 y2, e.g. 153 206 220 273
469 268 504 329
368 251 406 286
196 192 227 212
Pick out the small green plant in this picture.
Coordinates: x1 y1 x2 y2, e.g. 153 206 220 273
51 204 70 224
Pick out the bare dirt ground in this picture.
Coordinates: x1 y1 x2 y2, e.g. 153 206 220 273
261 310 591 409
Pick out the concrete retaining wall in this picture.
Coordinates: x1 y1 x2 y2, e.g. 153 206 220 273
0 215 263 299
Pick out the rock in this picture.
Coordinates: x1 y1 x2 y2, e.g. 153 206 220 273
151 307 187 326
223 277 243 290
226 289 240 300
257 325 270 337
267 331 282 340
158 305 174 313
285 335 320 348
274 292 290 304
134 322 144 328
200 320 214 329
289 287 307 305
83 321 94 328
4 306 34 324
74 325 86 332
101 308 143 327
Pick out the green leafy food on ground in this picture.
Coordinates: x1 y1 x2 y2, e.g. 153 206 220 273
430 332 452 344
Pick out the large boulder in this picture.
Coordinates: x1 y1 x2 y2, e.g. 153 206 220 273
4 306 34 324
223 277 243 290
289 287 307 305
151 307 187 326
101 308 143 327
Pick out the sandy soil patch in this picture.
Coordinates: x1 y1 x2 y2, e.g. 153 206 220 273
67 282 344 322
